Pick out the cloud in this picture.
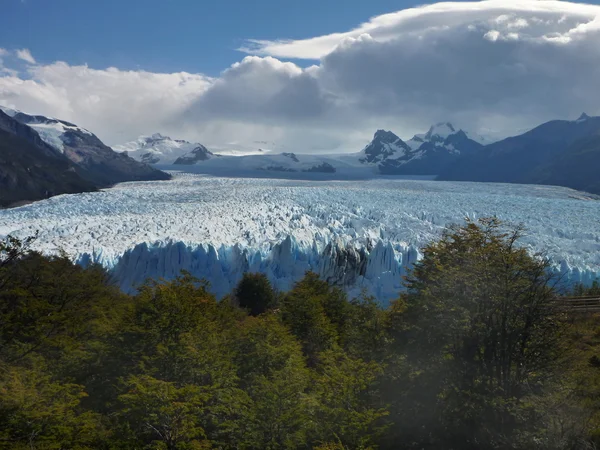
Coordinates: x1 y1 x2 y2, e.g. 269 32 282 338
15 48 36 64
187 56 334 122
0 63 211 144
242 0 600 60
2 1 600 151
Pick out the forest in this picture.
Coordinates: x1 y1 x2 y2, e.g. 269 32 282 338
1 218 600 450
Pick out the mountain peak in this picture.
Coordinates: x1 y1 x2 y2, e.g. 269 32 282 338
0 105 19 118
576 113 591 123
373 129 401 143
425 122 456 140
150 132 169 141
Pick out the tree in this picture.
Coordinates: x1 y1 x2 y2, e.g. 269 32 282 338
110 275 252 448
232 315 315 449
0 250 124 366
234 273 277 316
312 349 387 449
116 375 212 450
279 273 340 365
0 365 104 449
390 217 565 448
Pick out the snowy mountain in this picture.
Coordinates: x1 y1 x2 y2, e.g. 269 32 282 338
173 144 215 165
112 125 483 178
0 109 97 206
406 122 486 149
1 173 598 303
178 151 345 176
113 132 357 175
1 106 169 187
357 123 483 175
359 130 412 164
114 133 217 165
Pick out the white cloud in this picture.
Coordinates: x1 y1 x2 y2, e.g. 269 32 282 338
0 63 211 144
484 30 501 41
15 48 36 64
1 0 600 152
241 0 600 60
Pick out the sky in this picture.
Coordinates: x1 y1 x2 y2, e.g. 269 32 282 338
2 0 600 152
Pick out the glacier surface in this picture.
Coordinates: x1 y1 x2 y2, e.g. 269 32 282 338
0 173 598 303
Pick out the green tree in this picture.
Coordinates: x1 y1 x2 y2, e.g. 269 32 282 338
233 314 314 449
279 273 340 365
390 218 565 449
0 364 104 449
116 375 212 450
312 349 387 449
0 251 124 366
110 275 251 448
234 272 277 316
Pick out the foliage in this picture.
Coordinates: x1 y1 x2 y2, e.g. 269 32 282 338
234 272 277 316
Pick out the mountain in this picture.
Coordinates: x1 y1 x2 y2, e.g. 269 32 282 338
0 110 96 207
181 151 341 175
359 123 483 175
1 108 170 186
532 131 600 194
438 113 600 193
359 130 412 164
114 133 217 165
173 144 215 165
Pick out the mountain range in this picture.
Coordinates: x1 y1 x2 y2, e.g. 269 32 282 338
357 122 485 175
438 113 600 195
2 105 599 207
0 107 169 207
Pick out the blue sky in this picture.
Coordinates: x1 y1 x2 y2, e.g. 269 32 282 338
4 0 488 75
2 0 600 150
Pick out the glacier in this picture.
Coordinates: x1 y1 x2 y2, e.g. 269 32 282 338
0 172 598 303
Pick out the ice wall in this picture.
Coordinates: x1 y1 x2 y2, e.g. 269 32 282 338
78 235 596 304
81 236 420 303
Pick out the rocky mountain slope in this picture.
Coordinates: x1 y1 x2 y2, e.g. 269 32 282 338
0 110 96 207
438 113 600 194
2 107 170 186
358 123 483 175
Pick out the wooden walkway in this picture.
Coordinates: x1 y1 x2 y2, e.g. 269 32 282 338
558 296 600 313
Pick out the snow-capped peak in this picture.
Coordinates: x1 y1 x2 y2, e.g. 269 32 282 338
424 122 456 141
0 106 94 153
406 122 488 150
0 105 19 117
113 133 214 165
359 130 411 164
149 132 169 141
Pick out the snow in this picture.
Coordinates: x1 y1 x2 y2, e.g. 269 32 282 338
1 105 93 153
113 134 209 164
407 122 489 149
114 135 284 162
27 122 69 152
0 105 19 117
0 173 598 304
152 151 372 177
27 120 94 153
426 122 456 140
